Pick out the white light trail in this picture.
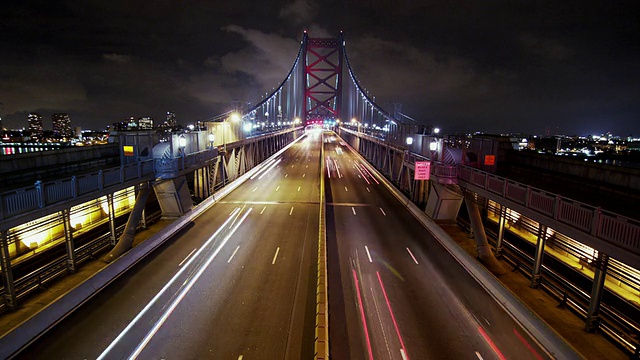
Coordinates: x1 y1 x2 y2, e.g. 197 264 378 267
128 208 252 359
258 158 282 180
98 207 246 360
249 158 277 180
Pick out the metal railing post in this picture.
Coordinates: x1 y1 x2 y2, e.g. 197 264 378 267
585 252 609 332
35 180 44 208
530 224 547 288
496 204 506 258
0 230 17 310
62 208 77 273
107 193 117 245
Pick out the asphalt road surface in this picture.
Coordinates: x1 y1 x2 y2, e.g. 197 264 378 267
17 131 321 360
324 132 551 360
17 129 555 359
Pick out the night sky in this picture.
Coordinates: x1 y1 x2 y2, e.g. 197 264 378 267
1 1 638 136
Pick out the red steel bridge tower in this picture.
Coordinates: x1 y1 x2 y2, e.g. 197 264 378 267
303 33 343 126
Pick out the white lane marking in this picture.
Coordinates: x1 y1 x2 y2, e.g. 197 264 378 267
238 356 244 360
104 208 250 360
366 187 370 192
400 349 409 360
484 317 491 326
289 207 294 215
371 289 393 349
297 186 301 192
370 287 393 359
475 351 484 360
252 187 258 192
260 206 266 214
365 246 373 263
272 247 280 264
406 247 419 264
303 173 306 177
291 165 294 168
333 159 342 178
275 186 280 192
306 165 308 168
380 207 386 216
285 174 288 178
345 186 348 192
178 248 197 267
358 175 361 178
352 207 356 215
227 246 240 263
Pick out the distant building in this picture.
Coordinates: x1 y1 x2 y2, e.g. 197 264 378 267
165 111 176 127
52 113 73 138
28 113 44 140
138 117 154 130
112 116 154 131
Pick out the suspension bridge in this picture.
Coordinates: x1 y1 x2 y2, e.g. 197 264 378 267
0 32 638 359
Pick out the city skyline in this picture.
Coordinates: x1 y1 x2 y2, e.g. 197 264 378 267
1 1 638 136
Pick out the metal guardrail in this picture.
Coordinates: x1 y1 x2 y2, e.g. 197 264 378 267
461 217 639 355
458 165 640 258
0 160 156 222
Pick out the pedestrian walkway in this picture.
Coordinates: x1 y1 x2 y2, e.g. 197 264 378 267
440 223 629 360
0 219 172 337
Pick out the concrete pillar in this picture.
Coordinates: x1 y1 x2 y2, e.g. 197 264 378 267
496 205 506 258
103 183 151 263
0 230 17 310
530 224 547 288
154 176 193 219
107 193 117 245
61 209 77 273
585 252 609 332
464 190 505 275
425 182 464 222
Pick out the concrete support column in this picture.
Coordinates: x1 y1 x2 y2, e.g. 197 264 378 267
107 193 117 245
103 183 151 263
135 184 147 229
496 205 506 258
61 209 77 273
530 224 547 288
0 230 17 310
464 190 505 275
585 252 609 332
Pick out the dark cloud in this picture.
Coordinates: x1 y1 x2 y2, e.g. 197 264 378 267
0 0 638 136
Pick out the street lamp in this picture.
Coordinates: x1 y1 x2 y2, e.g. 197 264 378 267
178 134 186 169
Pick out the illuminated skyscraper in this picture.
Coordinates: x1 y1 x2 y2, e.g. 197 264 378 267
165 111 176 127
138 117 154 129
28 112 44 140
52 113 72 138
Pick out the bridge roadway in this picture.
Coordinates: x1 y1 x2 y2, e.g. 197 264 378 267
17 130 551 359
323 135 549 359
17 133 322 359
